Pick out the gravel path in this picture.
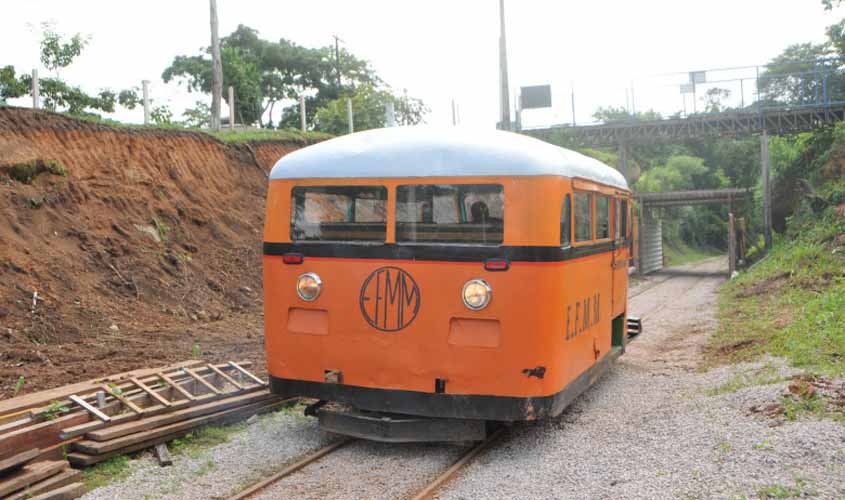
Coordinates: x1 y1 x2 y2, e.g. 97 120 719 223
440 258 845 500
81 407 338 500
82 258 845 499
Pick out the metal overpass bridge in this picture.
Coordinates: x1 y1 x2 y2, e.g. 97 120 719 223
524 103 845 146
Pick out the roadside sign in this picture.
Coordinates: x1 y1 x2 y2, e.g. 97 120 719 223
520 85 552 109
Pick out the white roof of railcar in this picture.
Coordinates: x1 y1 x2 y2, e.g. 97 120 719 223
269 126 629 190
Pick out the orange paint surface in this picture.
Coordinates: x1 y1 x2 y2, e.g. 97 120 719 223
263 176 631 399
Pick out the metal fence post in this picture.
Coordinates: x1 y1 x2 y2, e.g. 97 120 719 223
31 69 39 109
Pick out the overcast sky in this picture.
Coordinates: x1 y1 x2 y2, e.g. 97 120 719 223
2 0 841 128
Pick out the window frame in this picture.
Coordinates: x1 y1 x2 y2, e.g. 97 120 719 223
573 191 594 244
290 185 388 243
394 183 505 245
595 194 611 241
561 193 572 248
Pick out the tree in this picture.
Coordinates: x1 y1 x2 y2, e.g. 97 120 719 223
313 85 428 135
38 23 89 78
759 42 841 105
592 106 661 123
161 25 408 129
702 87 731 113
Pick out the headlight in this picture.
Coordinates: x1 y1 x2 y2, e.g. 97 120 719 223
462 279 492 310
296 272 322 301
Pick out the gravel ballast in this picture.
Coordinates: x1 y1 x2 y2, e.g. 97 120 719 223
81 258 845 499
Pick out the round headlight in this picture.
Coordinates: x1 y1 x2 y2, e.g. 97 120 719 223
462 279 492 310
296 272 322 301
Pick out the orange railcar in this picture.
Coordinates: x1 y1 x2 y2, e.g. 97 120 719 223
263 127 637 440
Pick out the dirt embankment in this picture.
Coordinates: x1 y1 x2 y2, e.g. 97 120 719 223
0 107 313 397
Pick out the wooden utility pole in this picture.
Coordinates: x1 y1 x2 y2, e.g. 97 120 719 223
498 0 511 130
228 86 235 129
347 98 354 134
299 95 306 132
209 0 223 131
333 35 342 90
728 213 737 275
142 80 150 125
618 142 629 183
31 69 39 109
761 130 772 249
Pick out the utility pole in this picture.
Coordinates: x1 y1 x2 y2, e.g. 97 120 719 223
498 0 511 130
228 86 235 129
347 98 354 134
209 0 223 131
299 95 306 132
142 80 150 125
333 35 342 90
385 101 396 127
31 69 40 110
761 130 773 249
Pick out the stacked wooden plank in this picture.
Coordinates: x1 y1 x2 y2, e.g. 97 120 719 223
0 360 292 497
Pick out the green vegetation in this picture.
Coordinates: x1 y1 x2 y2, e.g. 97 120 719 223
3 159 67 184
44 400 70 420
151 216 171 242
169 422 248 457
83 455 131 491
12 375 25 397
709 196 845 377
756 478 816 499
208 128 330 144
707 365 786 396
663 239 720 267
162 24 427 131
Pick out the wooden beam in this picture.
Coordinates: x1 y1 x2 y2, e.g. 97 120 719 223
101 385 143 415
228 362 266 386
86 391 278 442
5 469 81 500
157 372 197 401
69 395 110 422
74 399 286 455
0 460 66 497
207 364 244 390
25 482 86 500
130 377 172 407
0 448 39 474
67 400 288 466
182 368 222 395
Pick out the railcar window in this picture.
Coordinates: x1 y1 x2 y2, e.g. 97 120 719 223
396 184 503 244
620 200 628 241
614 199 621 240
596 195 610 239
575 192 593 242
291 186 387 242
561 194 571 247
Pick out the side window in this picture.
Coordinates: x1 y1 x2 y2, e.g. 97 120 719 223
614 199 622 240
620 200 628 241
574 192 593 242
596 195 610 239
561 194 571 247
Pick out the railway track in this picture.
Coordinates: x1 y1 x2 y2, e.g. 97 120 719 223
226 427 506 500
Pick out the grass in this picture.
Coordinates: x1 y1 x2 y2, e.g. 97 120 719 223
706 205 845 378
208 128 331 144
663 238 721 267
168 422 248 457
83 455 132 491
3 159 67 183
707 364 787 396
68 112 331 144
756 477 816 498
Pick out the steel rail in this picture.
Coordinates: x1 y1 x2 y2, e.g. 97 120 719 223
409 427 507 500
227 438 354 500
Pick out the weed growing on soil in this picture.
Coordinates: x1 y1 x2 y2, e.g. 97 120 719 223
756 477 816 498
151 216 171 241
44 400 70 420
83 455 131 491
169 422 248 456
191 344 201 359
3 159 67 183
707 365 786 396
12 375 25 397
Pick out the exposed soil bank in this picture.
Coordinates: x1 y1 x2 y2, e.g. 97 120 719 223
0 107 316 397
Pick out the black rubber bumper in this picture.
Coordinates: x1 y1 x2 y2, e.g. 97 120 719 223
270 346 622 422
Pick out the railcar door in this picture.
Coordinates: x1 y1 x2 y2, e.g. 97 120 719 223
611 198 629 318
